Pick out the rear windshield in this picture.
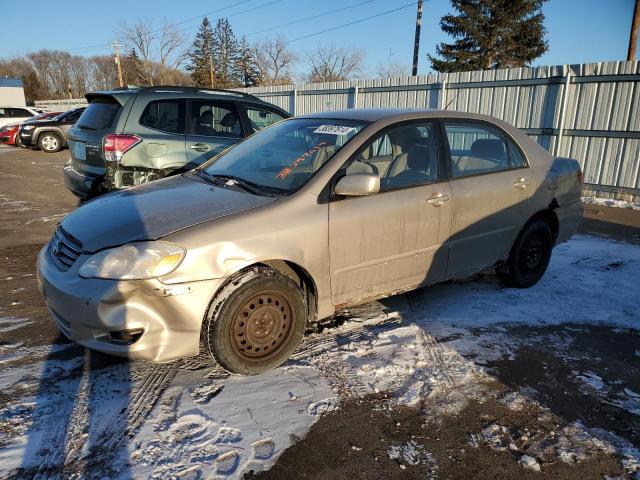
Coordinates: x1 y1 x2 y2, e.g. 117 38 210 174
77 99 120 130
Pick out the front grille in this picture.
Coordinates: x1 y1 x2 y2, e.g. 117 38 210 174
49 226 83 271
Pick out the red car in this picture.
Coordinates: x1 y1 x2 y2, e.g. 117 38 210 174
0 123 20 146
0 112 60 147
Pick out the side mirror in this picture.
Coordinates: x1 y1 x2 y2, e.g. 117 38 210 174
334 173 380 196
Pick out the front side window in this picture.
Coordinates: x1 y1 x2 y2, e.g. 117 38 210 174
443 122 527 178
189 100 242 138
246 106 287 132
10 108 31 117
201 118 366 193
140 99 185 134
347 122 439 191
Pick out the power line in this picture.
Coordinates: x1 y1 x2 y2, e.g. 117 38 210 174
244 0 380 37
65 0 256 54
285 1 418 45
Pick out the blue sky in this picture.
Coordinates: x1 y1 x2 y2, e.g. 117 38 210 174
0 0 637 77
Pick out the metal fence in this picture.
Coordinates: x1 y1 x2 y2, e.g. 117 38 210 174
243 61 640 201
35 61 640 200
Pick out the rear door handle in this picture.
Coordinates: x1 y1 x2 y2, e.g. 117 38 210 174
426 193 450 206
190 143 210 152
513 177 531 189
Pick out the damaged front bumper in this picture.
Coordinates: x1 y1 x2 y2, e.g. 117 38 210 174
36 244 223 362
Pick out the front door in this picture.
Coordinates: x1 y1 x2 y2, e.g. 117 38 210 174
329 121 452 306
185 99 244 168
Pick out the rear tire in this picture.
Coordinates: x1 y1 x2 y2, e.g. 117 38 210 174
202 266 307 375
38 132 62 153
497 219 553 288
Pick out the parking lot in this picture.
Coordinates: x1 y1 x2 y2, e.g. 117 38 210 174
0 145 639 479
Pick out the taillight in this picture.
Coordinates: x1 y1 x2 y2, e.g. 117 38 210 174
577 168 584 185
103 134 141 162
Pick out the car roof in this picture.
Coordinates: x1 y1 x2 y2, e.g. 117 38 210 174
297 108 503 124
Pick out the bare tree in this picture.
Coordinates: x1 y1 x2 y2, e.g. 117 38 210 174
304 45 363 83
88 55 119 90
376 61 411 79
116 20 186 85
253 36 296 85
0 58 46 101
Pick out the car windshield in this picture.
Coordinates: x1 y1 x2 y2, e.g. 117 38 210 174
201 118 367 193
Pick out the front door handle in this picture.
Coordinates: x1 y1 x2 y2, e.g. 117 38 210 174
513 177 531 189
190 143 210 152
426 192 450 207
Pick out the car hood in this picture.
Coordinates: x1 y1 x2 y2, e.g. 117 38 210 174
61 174 278 252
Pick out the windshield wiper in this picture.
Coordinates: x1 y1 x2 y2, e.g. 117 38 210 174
196 171 280 196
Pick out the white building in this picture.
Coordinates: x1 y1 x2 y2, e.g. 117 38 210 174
0 78 26 106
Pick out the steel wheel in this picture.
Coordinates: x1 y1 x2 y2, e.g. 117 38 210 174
497 219 552 288
203 266 307 375
230 290 293 362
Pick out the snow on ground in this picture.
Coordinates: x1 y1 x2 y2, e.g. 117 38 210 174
583 196 640 210
1 234 639 478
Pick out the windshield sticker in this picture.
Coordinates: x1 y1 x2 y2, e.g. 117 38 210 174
313 125 356 135
275 141 327 181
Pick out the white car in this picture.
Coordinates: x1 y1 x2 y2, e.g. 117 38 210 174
0 106 46 128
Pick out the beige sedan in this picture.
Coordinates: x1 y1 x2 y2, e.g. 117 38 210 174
37 109 583 374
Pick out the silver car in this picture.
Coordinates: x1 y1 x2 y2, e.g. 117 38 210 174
37 109 583 374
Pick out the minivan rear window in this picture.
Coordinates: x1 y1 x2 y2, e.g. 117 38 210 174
77 99 120 130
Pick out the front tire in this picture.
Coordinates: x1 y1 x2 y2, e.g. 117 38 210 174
202 266 307 375
497 219 553 288
38 132 62 153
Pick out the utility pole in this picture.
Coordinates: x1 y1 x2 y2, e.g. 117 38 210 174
412 0 423 76
628 0 640 60
209 54 215 89
112 41 125 88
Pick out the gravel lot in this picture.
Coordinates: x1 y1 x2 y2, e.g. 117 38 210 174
0 146 639 479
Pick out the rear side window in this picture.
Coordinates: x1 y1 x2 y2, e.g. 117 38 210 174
246 106 287 132
189 100 242 138
140 99 185 134
443 122 526 178
77 99 120 130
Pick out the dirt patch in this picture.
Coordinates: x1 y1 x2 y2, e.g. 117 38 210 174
245 390 624 480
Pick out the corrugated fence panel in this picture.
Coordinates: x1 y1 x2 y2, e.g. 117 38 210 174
33 61 640 197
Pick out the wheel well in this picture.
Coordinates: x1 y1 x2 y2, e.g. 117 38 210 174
259 260 318 322
528 206 559 242
35 130 62 143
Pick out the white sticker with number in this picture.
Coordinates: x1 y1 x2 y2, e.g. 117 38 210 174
313 125 356 135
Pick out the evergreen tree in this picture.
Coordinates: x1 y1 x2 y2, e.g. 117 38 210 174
212 18 241 87
124 48 146 85
235 36 260 87
187 17 215 87
429 0 548 72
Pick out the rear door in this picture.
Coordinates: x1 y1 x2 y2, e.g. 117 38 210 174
185 99 244 167
442 121 533 277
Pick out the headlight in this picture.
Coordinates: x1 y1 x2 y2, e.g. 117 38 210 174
78 241 185 280
22 125 35 131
